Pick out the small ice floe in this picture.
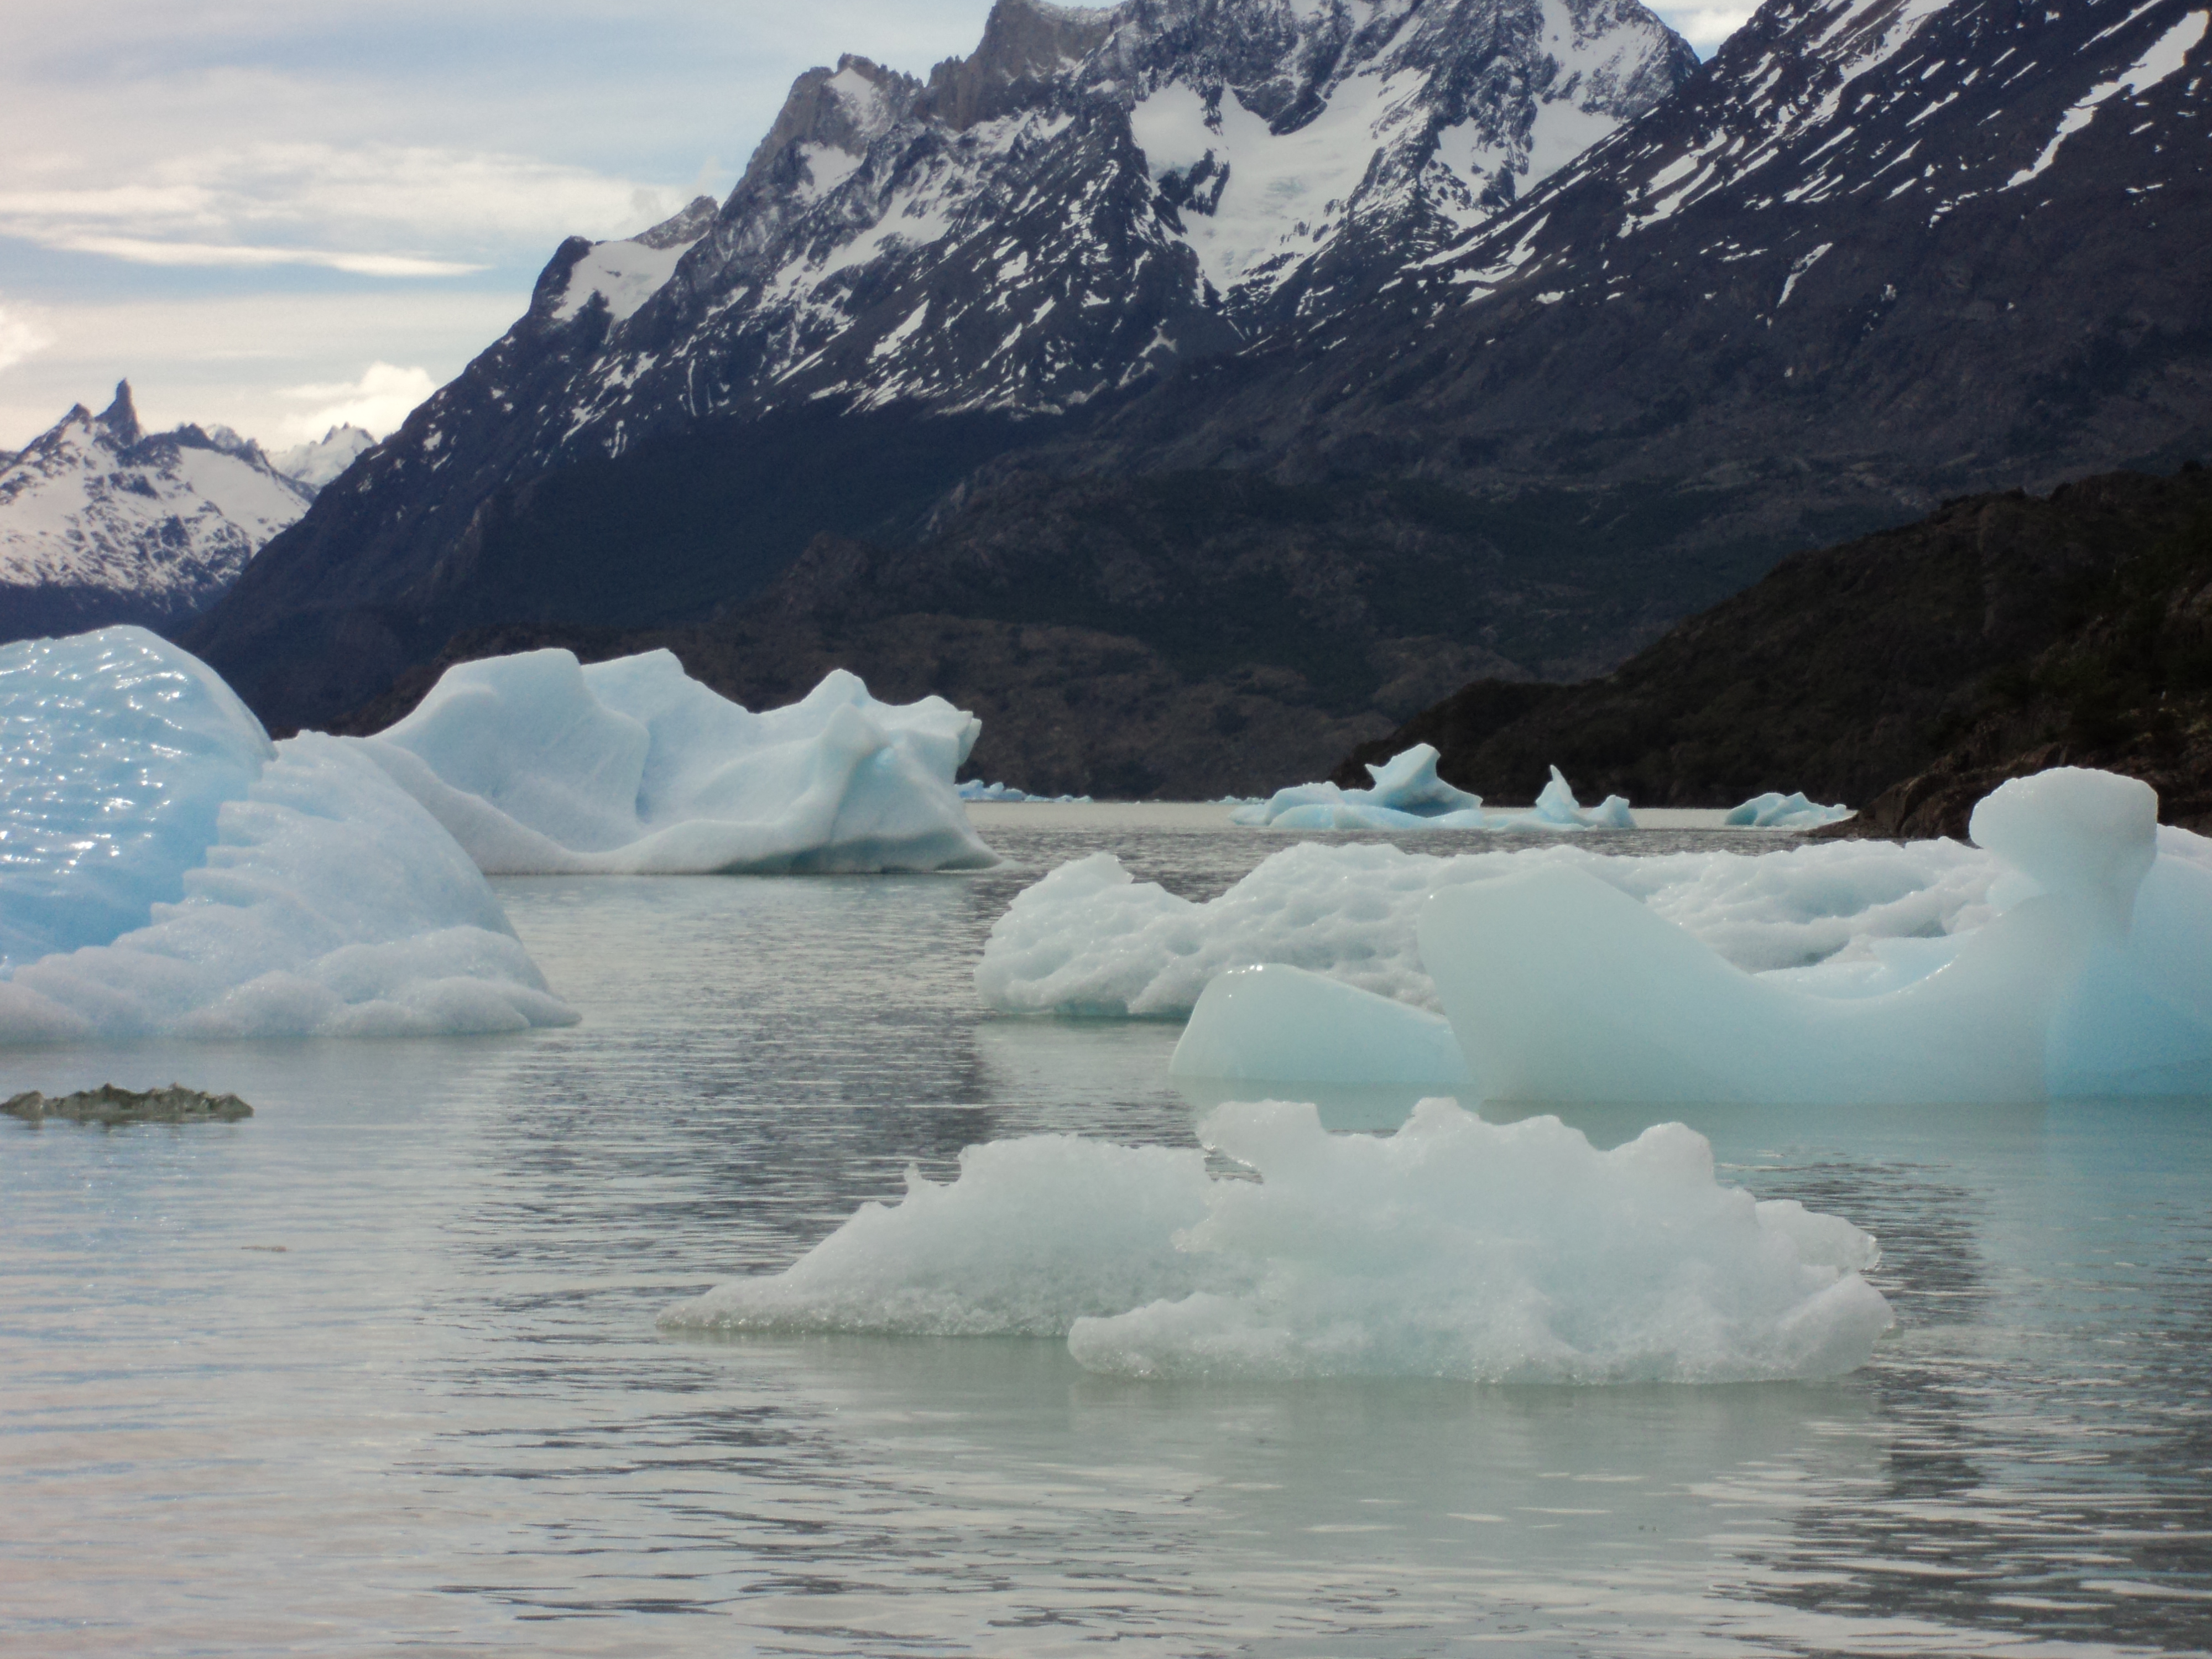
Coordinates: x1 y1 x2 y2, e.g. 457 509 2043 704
958 779 1092 804
1172 768 2212 1104
661 1098 1892 1384
352 649 997 874
1231 747 1633 832
0 628 576 1043
1725 790 1854 830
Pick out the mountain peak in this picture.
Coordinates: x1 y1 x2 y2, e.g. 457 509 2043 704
96 381 140 447
924 0 1119 129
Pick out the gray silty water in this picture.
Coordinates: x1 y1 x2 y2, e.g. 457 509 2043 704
2 814 2208 1655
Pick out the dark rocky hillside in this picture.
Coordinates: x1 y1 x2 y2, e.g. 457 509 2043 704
186 0 2212 781
1332 464 2212 831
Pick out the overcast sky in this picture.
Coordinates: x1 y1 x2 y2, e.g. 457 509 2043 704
0 2 1752 452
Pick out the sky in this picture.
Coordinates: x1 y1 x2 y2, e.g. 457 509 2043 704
0 2 1753 454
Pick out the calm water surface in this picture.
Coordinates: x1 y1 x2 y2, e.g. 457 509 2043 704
3 814 2209 1656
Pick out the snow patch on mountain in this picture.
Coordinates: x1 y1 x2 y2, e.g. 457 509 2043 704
0 384 321 631
268 426 376 491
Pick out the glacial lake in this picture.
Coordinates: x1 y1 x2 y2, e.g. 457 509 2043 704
4 806 2210 1656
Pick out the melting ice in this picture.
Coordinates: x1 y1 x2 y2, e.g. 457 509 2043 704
354 648 997 874
1232 747 1635 832
0 628 575 1042
663 1098 1893 1384
1171 769 2212 1103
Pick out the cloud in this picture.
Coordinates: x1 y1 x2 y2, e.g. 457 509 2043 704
278 362 439 440
0 298 53 378
1652 6 1757 55
43 234 484 278
0 143 678 280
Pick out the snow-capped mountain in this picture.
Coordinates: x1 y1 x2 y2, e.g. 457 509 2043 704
521 0 1692 437
189 0 2212 757
189 0 1697 722
0 384 326 640
270 426 377 491
1206 0 2212 486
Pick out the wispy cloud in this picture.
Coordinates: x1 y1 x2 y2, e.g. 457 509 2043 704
43 236 484 278
0 143 682 280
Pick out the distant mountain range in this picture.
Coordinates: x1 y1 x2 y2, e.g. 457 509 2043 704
0 384 372 639
175 0 2212 792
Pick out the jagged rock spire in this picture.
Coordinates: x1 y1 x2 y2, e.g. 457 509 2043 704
95 381 141 447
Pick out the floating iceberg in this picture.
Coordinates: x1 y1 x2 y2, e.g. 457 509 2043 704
978 835 1999 1017
662 1098 1893 1384
353 650 997 874
1170 964 1472 1089
958 779 1092 804
1725 791 1854 830
1230 748 1633 832
1420 768 2212 1103
0 628 576 1042
1167 768 2212 1104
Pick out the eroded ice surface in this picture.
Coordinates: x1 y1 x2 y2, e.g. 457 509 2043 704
1232 749 1633 832
0 628 575 1042
1725 791 1854 830
979 835 1999 1016
663 1099 1892 1384
354 650 997 874
1418 769 2212 1103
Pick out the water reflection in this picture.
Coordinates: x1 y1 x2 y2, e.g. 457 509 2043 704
3 821 2209 1655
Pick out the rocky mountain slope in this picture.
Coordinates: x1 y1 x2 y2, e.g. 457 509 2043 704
1332 464 2212 831
185 0 1699 727
190 0 2212 789
0 385 341 640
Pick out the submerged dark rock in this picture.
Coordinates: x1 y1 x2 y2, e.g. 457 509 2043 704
4 1083 254 1126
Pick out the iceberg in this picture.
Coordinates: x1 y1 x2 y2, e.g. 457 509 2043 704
1725 790 1854 830
957 779 1092 804
1229 748 1633 832
978 835 1998 1017
1175 768 2209 1104
0 628 576 1042
352 649 997 874
1171 964 1472 1089
663 1098 1894 1384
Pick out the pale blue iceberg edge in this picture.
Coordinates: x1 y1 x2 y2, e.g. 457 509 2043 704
1233 745 1635 832
0 628 577 1042
0 627 1002 1043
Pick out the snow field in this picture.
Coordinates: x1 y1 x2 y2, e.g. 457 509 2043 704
663 1097 1893 1384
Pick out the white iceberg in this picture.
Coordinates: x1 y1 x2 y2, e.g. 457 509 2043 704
662 1098 1894 1384
352 649 997 874
1724 790 1854 830
978 834 1999 1017
0 627 576 1042
1230 748 1633 832
1170 768 2211 1104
